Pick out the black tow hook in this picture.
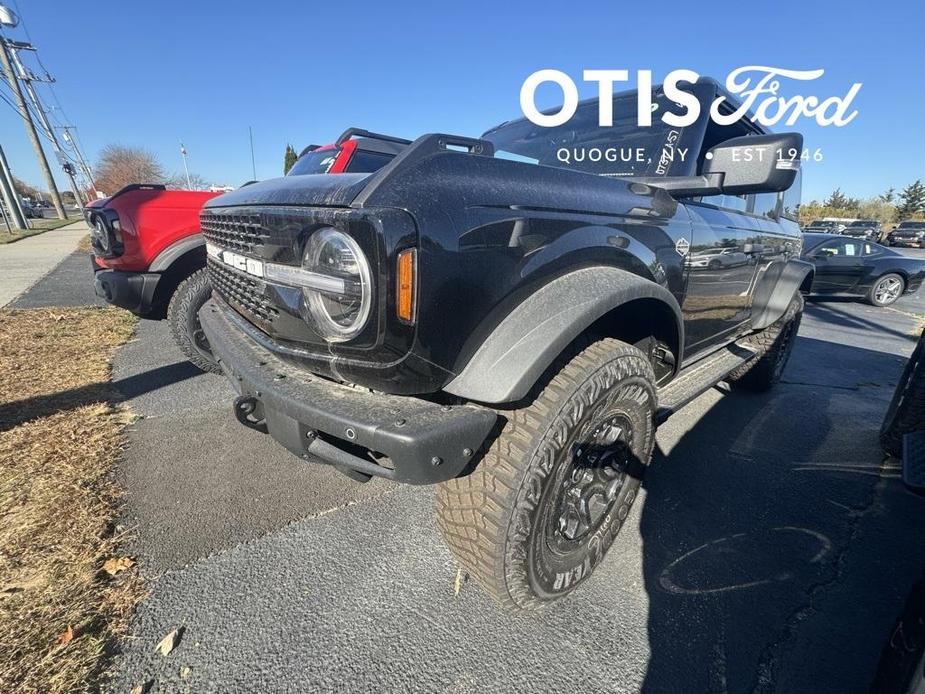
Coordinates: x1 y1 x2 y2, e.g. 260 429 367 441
233 395 268 433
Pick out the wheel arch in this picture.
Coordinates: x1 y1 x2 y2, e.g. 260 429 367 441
799 268 815 294
443 266 683 404
751 259 814 330
883 267 910 284
148 239 207 319
866 268 909 293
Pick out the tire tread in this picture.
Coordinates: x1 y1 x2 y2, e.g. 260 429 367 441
436 338 654 609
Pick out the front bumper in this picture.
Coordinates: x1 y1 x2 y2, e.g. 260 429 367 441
93 266 161 316
199 299 498 484
890 237 925 247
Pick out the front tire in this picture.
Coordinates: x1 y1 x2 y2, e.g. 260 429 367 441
436 338 657 610
868 273 905 307
167 267 221 374
727 292 803 392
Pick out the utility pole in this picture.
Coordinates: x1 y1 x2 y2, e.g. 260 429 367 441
61 126 97 197
7 42 83 206
0 34 66 219
249 126 257 180
180 141 192 189
0 143 27 229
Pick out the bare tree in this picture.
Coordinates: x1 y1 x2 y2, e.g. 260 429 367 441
94 144 166 195
12 176 42 200
164 171 210 191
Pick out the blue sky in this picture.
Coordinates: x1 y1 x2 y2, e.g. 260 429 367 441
0 0 921 202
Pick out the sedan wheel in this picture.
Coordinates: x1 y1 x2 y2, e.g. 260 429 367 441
869 273 905 307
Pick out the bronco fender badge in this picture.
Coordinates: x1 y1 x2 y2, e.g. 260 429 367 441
675 237 690 256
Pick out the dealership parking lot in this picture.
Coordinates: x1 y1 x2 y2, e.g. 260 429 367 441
11 246 925 693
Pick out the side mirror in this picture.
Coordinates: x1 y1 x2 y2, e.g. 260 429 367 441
704 132 803 195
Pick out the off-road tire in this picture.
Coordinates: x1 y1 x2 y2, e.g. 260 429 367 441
880 329 925 458
726 292 803 392
436 338 657 610
167 267 221 374
868 273 905 307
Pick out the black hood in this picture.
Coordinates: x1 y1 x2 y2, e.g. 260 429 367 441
204 173 372 209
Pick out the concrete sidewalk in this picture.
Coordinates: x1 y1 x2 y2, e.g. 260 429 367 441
0 220 89 307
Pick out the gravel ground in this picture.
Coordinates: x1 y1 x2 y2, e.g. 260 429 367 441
16 247 925 693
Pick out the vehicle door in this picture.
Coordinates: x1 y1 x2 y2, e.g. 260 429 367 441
681 190 774 359
679 114 788 359
808 238 867 293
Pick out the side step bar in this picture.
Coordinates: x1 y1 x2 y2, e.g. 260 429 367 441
656 343 757 423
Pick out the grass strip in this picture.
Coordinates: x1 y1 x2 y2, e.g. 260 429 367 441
0 307 140 693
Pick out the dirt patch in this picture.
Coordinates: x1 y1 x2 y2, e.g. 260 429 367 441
0 307 140 693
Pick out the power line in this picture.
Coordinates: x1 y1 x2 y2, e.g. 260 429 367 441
0 80 80 168
0 10 95 200
6 0 89 181
0 33 65 216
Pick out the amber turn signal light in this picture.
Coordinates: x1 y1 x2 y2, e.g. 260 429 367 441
396 248 416 323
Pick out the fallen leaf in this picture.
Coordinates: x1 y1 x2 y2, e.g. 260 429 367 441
180 665 192 679
454 568 464 597
130 679 154 694
57 625 74 646
156 627 182 656
102 556 135 576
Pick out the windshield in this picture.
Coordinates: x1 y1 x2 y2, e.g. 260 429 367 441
288 147 341 176
809 220 836 227
898 222 925 229
482 93 696 178
848 220 876 227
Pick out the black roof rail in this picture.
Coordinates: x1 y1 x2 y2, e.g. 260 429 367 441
335 128 412 147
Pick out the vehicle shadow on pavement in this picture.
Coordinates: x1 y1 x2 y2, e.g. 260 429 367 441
637 336 925 692
806 299 921 344
0 361 202 433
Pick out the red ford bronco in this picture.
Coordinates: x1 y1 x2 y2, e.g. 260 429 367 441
88 129 406 371
88 185 224 372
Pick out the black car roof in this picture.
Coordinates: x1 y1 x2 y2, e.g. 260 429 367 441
802 233 898 255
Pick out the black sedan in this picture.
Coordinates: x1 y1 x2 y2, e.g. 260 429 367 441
841 219 882 242
801 233 925 307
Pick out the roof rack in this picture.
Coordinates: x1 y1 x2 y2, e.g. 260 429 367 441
335 128 412 147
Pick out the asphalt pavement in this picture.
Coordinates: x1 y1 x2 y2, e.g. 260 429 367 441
13 247 925 693
0 219 88 306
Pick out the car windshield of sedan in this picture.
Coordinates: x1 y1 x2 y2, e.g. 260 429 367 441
898 222 925 229
847 220 877 227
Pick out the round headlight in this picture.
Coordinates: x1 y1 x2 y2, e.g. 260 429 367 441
301 228 372 342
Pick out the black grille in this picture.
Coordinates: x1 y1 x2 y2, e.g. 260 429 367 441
207 257 278 327
201 212 269 254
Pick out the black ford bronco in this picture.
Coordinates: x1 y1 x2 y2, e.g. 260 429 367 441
198 78 810 609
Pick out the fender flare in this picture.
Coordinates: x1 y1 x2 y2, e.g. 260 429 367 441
750 259 814 330
149 234 205 272
443 266 684 404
